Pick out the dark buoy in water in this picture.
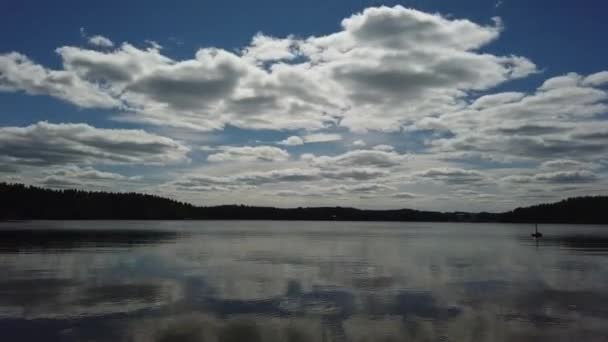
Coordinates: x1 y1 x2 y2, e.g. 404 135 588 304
531 224 543 238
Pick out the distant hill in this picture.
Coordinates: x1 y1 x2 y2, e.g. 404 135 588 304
0 183 606 223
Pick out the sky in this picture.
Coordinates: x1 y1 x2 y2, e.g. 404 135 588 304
1 0 607 212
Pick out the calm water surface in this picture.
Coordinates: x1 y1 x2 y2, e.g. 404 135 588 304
1 221 608 341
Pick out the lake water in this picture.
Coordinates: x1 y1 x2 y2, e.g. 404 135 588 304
1 221 608 341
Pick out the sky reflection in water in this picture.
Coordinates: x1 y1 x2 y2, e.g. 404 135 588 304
1 221 608 341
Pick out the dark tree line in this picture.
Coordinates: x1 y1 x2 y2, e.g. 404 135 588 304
0 183 195 219
500 196 608 224
0 183 606 223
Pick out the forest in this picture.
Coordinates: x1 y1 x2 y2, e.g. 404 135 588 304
0 183 606 223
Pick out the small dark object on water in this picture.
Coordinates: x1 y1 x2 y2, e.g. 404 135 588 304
531 224 543 238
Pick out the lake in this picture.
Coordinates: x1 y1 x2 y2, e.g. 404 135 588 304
0 221 607 341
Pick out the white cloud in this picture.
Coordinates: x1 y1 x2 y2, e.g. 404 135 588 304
270 182 396 198
313 183 396 195
278 133 342 146
0 52 119 108
308 149 406 169
88 35 114 48
56 43 171 85
166 148 411 195
425 71 608 163
413 167 488 185
336 6 501 51
38 165 139 188
540 159 599 170
352 139 366 147
242 33 297 63
277 136 304 146
171 165 392 191
391 192 417 199
538 72 584 91
582 71 608 87
503 170 597 184
0 6 536 133
207 145 289 163
0 121 189 167
372 144 394 152
302 133 343 143
0 6 606 210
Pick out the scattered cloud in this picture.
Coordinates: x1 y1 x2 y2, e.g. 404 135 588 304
391 192 417 199
207 145 289 163
269 182 396 198
413 167 488 185
503 170 598 184
0 6 535 132
301 133 343 144
424 71 608 163
0 121 189 167
167 148 410 194
0 52 119 108
88 35 114 48
352 139 366 147
278 133 342 146
242 33 297 63
372 144 394 152
278 136 304 146
38 165 140 188
0 6 606 210
308 149 407 169
541 159 600 170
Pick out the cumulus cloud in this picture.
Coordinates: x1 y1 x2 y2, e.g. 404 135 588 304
88 35 114 48
56 43 171 84
425 71 608 163
38 165 139 188
582 71 608 87
207 145 289 163
413 167 487 185
372 144 395 152
167 148 410 194
302 6 535 132
320 167 389 181
172 168 319 190
339 6 501 50
0 6 536 133
541 159 599 170
308 149 406 168
391 192 417 199
278 133 342 146
1 6 606 209
242 33 297 63
270 182 395 198
352 139 366 147
277 136 304 146
302 133 343 143
172 166 390 191
319 183 395 195
503 170 597 184
126 48 247 111
0 121 189 167
0 52 119 108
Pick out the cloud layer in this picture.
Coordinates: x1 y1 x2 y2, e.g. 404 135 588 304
0 121 189 167
0 6 606 210
0 6 535 133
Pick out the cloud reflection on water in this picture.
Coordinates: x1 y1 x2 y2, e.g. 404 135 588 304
1 221 608 341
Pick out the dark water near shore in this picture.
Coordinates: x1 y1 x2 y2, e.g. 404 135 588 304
1 221 608 341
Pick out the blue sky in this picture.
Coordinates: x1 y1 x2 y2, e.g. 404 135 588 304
1 0 607 211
